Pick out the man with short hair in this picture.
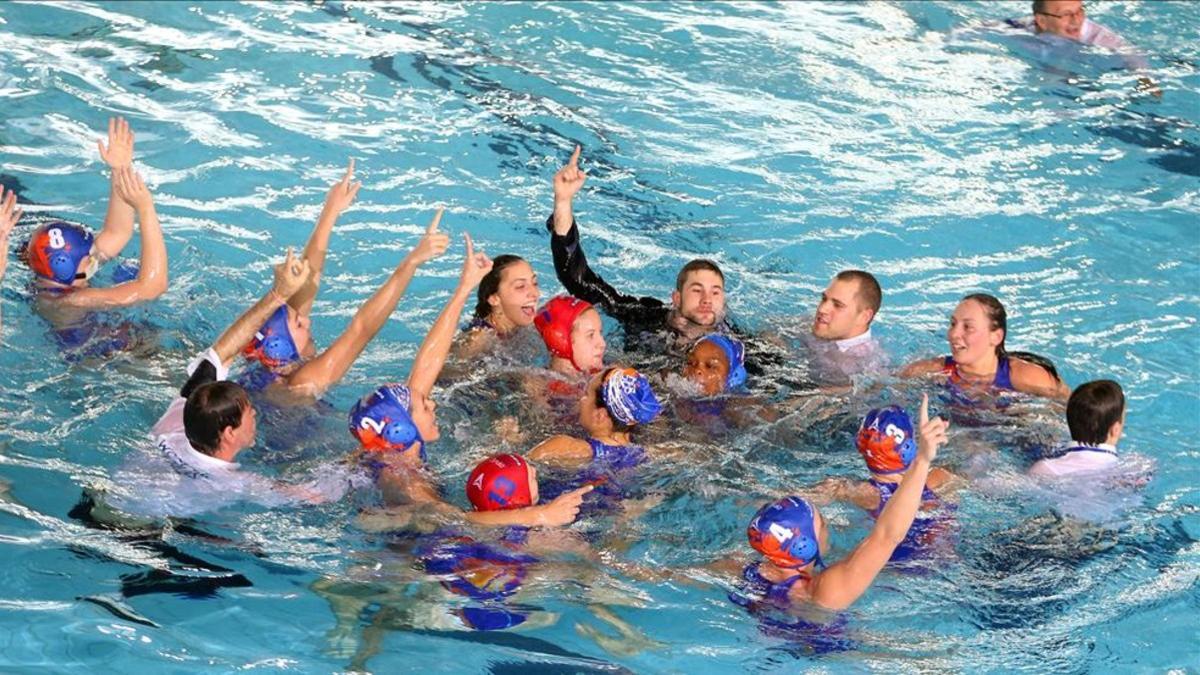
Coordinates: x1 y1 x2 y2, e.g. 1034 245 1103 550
104 249 343 519
1029 379 1125 478
547 146 734 354
803 269 887 383
1008 0 1153 75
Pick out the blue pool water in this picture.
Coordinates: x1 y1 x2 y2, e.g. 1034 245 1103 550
1 1 1198 671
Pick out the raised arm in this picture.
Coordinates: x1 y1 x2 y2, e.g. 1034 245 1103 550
546 147 666 325
0 188 22 292
61 167 168 310
286 210 449 396
210 248 311 368
288 159 361 316
810 395 948 610
408 231 492 398
92 117 137 261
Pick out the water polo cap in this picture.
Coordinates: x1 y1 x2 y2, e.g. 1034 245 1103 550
26 222 95 284
242 305 301 369
349 383 424 457
856 405 918 475
747 496 824 569
600 367 662 426
467 454 533 511
534 295 594 370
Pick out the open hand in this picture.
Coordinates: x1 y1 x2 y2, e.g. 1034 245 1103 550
458 232 493 289
916 393 949 463
112 166 154 212
0 188 22 244
97 116 135 169
324 158 362 214
553 145 586 203
536 484 593 527
407 208 451 266
272 247 312 301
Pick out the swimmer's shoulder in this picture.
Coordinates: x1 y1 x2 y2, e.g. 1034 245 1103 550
899 356 945 378
1008 356 1069 399
528 435 592 463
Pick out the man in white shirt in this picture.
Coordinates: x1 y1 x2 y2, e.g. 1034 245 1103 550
1008 0 1152 72
1030 379 1125 477
803 269 887 383
105 249 338 518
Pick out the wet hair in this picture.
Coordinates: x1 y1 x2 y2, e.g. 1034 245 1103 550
473 254 527 321
835 269 882 316
1032 0 1048 13
1067 380 1125 445
962 293 1007 358
183 381 251 456
675 259 724 293
593 367 635 434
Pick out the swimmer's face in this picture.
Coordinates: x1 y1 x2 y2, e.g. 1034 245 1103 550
683 339 729 396
579 372 609 435
409 390 440 443
1034 0 1085 41
228 402 257 454
489 261 540 330
672 270 725 327
947 299 1004 367
813 278 873 341
569 308 606 373
285 306 318 359
526 462 540 505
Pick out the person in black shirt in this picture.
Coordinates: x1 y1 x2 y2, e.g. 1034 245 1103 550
546 146 731 356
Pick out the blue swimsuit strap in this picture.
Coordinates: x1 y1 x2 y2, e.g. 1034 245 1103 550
867 478 939 518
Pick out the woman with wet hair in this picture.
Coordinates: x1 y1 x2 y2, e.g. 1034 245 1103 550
901 293 1069 402
455 254 542 358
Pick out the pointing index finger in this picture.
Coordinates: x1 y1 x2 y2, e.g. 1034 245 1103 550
568 144 581 168
920 393 929 427
426 207 443 234
343 158 355 182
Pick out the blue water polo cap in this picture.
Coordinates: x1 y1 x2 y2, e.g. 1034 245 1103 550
747 496 824 569
600 367 662 426
349 383 423 455
26 222 94 284
856 405 918 474
697 333 747 390
242 305 301 369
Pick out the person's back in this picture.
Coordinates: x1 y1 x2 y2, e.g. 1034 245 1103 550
1029 379 1124 478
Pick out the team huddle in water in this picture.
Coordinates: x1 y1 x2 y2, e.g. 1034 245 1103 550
0 2 1148 647
0 108 1136 641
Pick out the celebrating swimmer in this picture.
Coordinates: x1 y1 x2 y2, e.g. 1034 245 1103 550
24 117 168 323
737 394 949 610
239 163 450 404
804 270 887 383
534 295 607 378
546 145 731 352
348 233 593 527
804 404 960 562
901 293 1070 403
457 253 542 358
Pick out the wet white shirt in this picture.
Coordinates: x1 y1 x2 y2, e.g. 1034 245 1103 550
1029 443 1119 477
804 327 889 384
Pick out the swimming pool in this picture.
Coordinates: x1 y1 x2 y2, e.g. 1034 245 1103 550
1 0 1197 671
